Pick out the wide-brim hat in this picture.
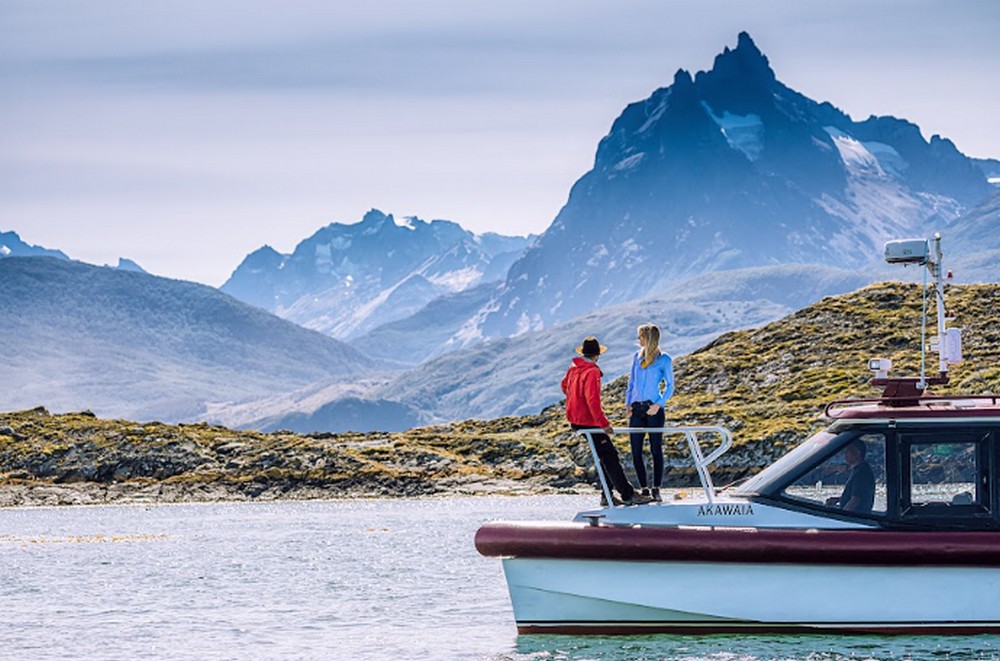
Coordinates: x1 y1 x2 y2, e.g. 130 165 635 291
575 336 607 356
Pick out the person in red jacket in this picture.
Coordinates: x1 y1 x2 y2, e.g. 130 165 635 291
562 336 651 506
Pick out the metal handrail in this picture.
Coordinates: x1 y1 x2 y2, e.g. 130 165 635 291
575 426 733 507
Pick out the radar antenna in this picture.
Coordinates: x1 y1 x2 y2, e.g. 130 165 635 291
874 233 962 401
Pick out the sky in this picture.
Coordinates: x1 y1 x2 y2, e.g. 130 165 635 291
2 1 999 286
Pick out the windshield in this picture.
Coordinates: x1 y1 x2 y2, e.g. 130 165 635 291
730 428 840 496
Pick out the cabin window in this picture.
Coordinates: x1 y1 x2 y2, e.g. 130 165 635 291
902 433 990 516
779 432 887 516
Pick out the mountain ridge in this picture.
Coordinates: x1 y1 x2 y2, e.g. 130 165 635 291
475 32 994 339
220 209 532 340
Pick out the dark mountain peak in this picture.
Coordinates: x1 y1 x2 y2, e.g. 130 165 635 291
477 32 995 338
736 30 760 53
0 230 69 260
851 116 991 203
115 258 147 274
360 208 392 228
930 134 958 150
857 115 924 143
242 244 285 268
703 31 775 86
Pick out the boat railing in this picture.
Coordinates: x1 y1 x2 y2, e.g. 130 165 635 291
575 426 733 506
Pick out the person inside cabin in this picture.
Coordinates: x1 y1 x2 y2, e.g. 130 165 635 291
826 439 875 514
624 323 674 502
562 336 652 506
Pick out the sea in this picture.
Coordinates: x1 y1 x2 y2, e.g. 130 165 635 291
1 494 997 661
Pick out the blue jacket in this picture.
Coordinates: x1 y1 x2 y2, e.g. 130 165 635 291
625 351 674 407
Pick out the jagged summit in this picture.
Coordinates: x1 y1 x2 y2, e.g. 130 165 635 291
114 258 147 274
672 68 693 88
362 208 388 224
0 230 68 260
476 32 994 339
221 209 532 339
701 31 776 85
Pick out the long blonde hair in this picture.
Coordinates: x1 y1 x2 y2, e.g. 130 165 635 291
638 323 661 368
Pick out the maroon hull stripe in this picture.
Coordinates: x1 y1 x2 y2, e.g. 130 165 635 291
476 522 1000 566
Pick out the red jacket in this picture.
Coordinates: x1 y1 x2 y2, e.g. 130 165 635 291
561 357 611 428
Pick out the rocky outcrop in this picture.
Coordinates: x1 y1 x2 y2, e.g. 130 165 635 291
0 406 588 507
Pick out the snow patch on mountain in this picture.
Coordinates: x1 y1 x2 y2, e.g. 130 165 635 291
824 126 884 176
586 244 609 267
639 90 671 133
426 266 482 291
703 102 764 161
613 152 646 172
863 141 908 176
514 311 542 336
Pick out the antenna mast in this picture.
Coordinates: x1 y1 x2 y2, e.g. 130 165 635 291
879 233 962 394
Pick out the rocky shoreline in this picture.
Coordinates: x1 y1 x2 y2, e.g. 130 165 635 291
0 476 582 509
0 405 758 509
0 406 599 508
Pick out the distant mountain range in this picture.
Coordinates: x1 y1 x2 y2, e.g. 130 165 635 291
1 230 69 260
220 209 532 340
0 257 374 422
225 32 997 432
474 32 995 338
217 263 872 431
4 32 998 435
1 229 149 273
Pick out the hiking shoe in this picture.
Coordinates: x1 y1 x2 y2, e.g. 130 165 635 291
651 488 662 502
639 487 651 498
599 493 623 507
624 492 654 505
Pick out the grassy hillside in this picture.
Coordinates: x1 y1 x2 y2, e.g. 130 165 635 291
2 282 997 506
598 281 1000 478
0 257 374 422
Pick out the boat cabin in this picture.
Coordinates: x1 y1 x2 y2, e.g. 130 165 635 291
732 395 1000 531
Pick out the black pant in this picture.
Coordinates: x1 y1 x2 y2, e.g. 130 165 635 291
629 402 665 489
572 425 635 500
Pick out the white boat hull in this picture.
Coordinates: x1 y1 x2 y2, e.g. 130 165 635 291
503 558 1000 634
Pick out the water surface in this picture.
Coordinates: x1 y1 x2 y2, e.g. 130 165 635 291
1 495 996 660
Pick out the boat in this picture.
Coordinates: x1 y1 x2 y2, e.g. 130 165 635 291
475 235 1000 634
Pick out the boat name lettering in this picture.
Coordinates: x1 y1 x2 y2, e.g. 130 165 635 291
697 504 754 517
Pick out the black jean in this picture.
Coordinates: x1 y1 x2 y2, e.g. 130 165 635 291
572 425 636 500
629 402 665 488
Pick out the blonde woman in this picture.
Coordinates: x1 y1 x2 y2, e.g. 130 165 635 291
625 323 674 501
